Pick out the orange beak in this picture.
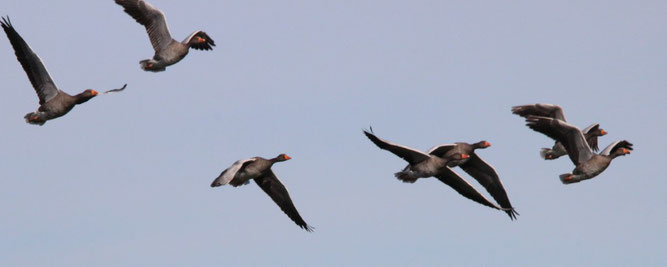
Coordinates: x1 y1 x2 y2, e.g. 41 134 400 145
91 90 98 96
484 141 491 147
461 154 470 159
284 154 292 160
600 129 607 135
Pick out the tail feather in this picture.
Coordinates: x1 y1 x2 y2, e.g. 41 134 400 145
394 171 418 183
559 173 578 184
540 148 557 160
504 208 519 220
139 59 165 72
24 112 45 126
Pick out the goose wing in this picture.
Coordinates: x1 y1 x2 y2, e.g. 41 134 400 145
363 129 430 165
435 167 502 211
254 170 313 232
210 158 256 187
183 31 215 50
525 116 594 165
601 140 633 156
1 17 59 105
115 0 173 51
512 103 566 121
582 123 601 152
460 153 518 220
427 144 456 158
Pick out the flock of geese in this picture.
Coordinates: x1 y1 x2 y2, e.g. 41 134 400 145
2 0 633 232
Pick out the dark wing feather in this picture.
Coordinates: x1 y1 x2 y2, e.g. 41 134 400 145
1 17 59 105
582 124 600 152
525 116 594 165
183 31 215 50
363 129 430 165
435 167 502 211
602 140 633 156
512 104 566 121
610 140 633 154
459 153 518 220
427 144 456 158
115 0 173 51
254 170 313 232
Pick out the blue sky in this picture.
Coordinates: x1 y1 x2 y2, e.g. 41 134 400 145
1 1 665 266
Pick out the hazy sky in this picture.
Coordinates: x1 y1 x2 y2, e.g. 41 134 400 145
1 1 665 266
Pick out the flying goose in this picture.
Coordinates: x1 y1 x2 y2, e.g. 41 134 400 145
525 116 632 184
1 17 125 125
115 0 215 72
512 104 607 160
363 128 513 218
210 154 313 232
428 142 518 220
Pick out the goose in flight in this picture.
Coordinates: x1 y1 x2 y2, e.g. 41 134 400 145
211 154 313 232
1 17 125 125
512 104 607 160
428 141 518 220
363 128 514 219
115 0 215 72
524 116 632 184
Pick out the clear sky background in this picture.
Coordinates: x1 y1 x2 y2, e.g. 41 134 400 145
1 1 665 266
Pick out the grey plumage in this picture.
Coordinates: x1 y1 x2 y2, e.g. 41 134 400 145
211 154 313 232
525 116 632 184
363 128 517 219
115 0 215 72
1 16 123 125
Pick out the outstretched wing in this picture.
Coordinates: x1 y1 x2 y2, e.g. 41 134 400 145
525 116 594 165
1 17 59 105
601 140 633 156
435 167 502 211
427 144 456 158
210 158 256 187
363 129 430 165
254 170 313 232
460 153 518 220
183 31 215 50
115 0 173 51
512 104 566 121
582 123 601 152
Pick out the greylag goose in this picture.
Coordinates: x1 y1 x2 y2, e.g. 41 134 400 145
428 142 518 220
512 104 607 160
115 0 215 72
210 154 313 232
1 17 126 126
363 128 513 218
525 116 632 184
